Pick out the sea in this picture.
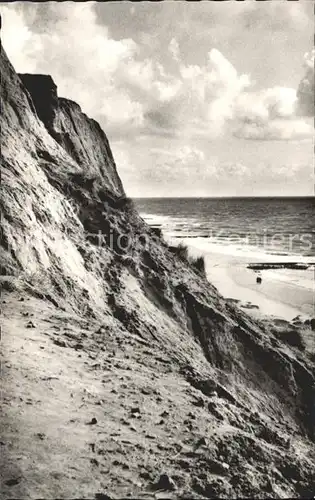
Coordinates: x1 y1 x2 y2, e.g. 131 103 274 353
133 197 315 318
134 197 315 260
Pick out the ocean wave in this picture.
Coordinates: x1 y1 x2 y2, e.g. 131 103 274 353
171 236 315 265
141 209 315 261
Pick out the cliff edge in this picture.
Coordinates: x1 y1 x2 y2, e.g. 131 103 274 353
1 39 315 499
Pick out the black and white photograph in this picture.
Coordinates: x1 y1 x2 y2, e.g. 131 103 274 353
0 1 314 498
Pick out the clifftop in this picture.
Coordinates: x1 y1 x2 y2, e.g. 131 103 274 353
1 37 315 499
19 73 58 130
19 71 124 198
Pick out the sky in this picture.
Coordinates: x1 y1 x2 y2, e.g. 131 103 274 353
1 1 314 197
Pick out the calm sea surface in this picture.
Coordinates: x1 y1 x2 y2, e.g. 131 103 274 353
134 197 315 260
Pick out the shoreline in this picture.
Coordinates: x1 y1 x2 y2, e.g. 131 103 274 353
140 209 314 322
179 239 314 322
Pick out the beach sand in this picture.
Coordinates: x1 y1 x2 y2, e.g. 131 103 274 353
182 241 314 322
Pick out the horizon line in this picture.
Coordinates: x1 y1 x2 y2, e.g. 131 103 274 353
132 195 315 199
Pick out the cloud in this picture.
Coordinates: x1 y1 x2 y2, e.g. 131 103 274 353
0 3 145 133
234 118 312 141
240 1 311 32
142 48 251 139
114 135 313 198
150 145 206 179
163 145 206 178
233 85 313 140
169 38 180 62
0 5 38 72
297 49 314 117
303 49 315 70
112 141 209 196
231 49 314 139
143 46 312 141
0 2 312 144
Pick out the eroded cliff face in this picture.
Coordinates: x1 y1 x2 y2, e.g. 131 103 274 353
17 74 59 130
1 45 82 279
1 43 126 312
19 73 124 197
1 40 315 499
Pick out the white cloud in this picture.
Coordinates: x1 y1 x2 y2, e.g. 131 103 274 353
141 48 252 138
296 49 314 117
169 38 180 62
0 6 37 72
234 118 312 141
0 2 312 144
233 86 313 140
304 49 315 69
1 3 145 131
141 45 312 141
263 87 297 118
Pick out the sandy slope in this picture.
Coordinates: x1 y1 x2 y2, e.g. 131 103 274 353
1 289 315 499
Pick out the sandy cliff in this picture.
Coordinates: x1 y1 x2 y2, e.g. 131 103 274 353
19 73 124 197
1 40 315 499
